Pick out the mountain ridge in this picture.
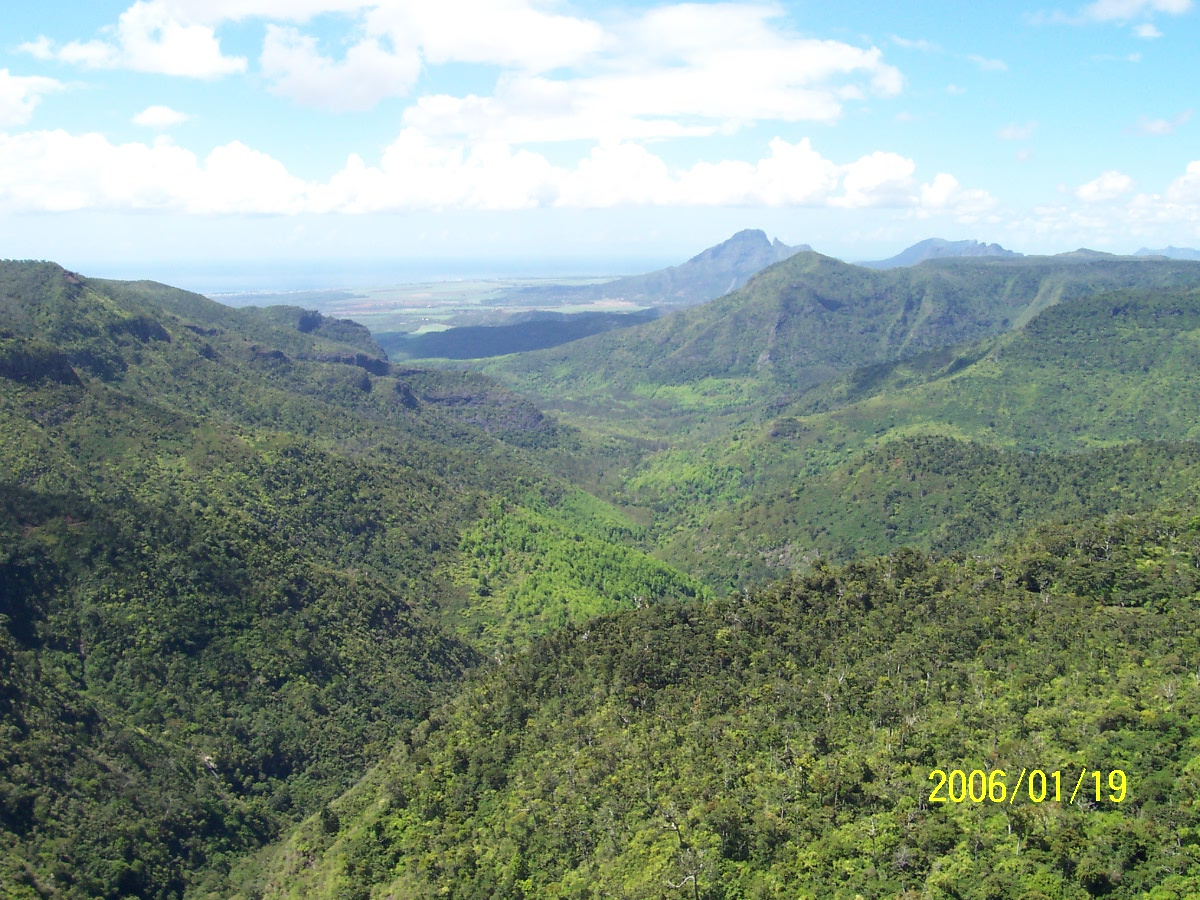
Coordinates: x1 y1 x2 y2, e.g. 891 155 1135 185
479 251 1200 434
858 237 1022 269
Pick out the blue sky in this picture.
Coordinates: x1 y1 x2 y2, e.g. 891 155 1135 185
2 0 1198 287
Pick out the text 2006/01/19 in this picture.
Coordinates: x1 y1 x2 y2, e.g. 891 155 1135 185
928 768 1128 805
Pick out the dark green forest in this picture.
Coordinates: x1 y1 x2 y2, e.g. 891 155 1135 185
4 252 1200 899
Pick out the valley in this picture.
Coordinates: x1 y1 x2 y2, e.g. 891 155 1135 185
4 241 1200 899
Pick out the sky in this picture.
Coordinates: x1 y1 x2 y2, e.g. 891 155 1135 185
1 0 1198 289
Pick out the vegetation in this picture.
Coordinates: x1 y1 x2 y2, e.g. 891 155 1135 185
7 250 1200 899
547 286 1200 588
479 253 1200 435
0 261 697 898
251 507 1200 900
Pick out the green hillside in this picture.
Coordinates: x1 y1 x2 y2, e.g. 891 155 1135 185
0 262 701 898
480 253 1200 435
250 507 1200 900
575 286 1200 588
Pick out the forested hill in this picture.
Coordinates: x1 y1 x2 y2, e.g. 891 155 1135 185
612 286 1200 588
0 261 702 898
481 252 1200 424
250 506 1200 900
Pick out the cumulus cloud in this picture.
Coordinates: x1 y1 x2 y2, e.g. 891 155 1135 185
260 25 420 110
33 0 901 126
363 0 608 71
1075 170 1135 202
1164 160 1200 204
1112 162 1200 236
0 128 992 220
132 105 192 128
22 1 246 78
158 0 372 23
1134 22 1164 34
0 131 310 214
392 5 902 140
0 69 64 127
918 174 997 219
1006 159 1200 250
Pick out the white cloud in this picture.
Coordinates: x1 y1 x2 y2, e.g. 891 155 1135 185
313 130 560 211
35 0 902 125
1009 159 1200 249
1075 170 1135 202
1165 160 1200 203
18 37 55 61
132 105 192 128
1134 109 1192 134
22 1 246 78
0 69 64 127
675 137 844 207
1134 22 1164 34
997 121 1038 140
967 54 1008 72
260 25 420 110
833 152 916 208
918 173 997 219
363 0 608 71
1117 162 1200 232
392 5 902 140
0 127 991 219
0 131 310 214
946 83 966 94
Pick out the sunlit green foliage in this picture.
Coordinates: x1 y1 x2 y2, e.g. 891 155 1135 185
444 500 707 651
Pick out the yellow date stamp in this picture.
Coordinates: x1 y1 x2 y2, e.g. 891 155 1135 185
928 768 1127 805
